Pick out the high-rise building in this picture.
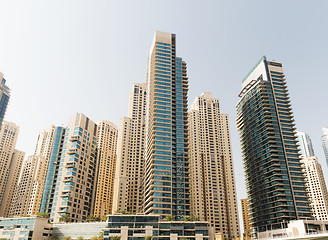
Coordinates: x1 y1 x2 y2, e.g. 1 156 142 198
321 127 328 167
241 198 252 240
40 126 66 217
236 56 312 233
0 121 20 214
143 31 190 219
10 125 61 216
9 155 48 216
189 92 240 238
0 150 25 217
301 156 328 221
0 73 10 127
52 113 98 223
296 131 315 158
34 125 56 159
112 83 147 214
94 120 118 218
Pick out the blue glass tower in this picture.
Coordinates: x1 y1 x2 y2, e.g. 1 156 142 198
0 73 10 127
143 32 190 220
40 126 66 218
237 57 312 234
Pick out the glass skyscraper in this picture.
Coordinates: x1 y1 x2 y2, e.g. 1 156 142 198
40 126 66 217
321 127 328 167
236 56 312 234
295 131 315 158
143 31 190 220
0 73 10 127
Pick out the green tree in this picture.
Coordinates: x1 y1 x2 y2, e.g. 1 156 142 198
50 234 59 240
145 236 153 240
182 216 191 221
37 212 50 218
163 215 175 221
62 237 72 240
115 209 131 215
101 215 108 221
191 215 200 221
109 236 121 240
77 237 84 240
59 214 71 223
86 215 96 222
22 214 31 217
90 237 98 240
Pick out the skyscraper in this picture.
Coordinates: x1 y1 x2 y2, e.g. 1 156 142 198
0 150 25 217
296 131 315 158
52 113 98 223
94 120 118 218
236 56 312 233
301 156 328 221
321 127 328 166
112 83 147 214
40 126 66 217
0 73 10 127
9 155 48 216
189 92 240 238
241 198 252 240
0 121 20 214
143 31 190 219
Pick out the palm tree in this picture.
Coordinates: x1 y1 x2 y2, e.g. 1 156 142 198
59 214 71 223
109 236 121 240
183 216 191 221
163 215 175 221
191 215 200 221
86 215 96 222
37 212 50 218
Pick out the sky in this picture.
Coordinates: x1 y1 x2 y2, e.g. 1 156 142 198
1 0 328 229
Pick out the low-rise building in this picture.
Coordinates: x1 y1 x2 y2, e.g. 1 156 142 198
0 216 52 240
52 221 107 239
258 219 328 239
104 214 213 240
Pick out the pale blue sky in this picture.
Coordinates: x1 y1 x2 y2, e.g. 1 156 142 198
1 0 327 226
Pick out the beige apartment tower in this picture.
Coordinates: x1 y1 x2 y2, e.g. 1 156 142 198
112 83 147 213
0 150 25 217
189 92 240 239
0 121 24 217
52 113 98 223
9 155 48 216
301 156 328 220
9 125 58 216
94 120 118 218
241 198 252 240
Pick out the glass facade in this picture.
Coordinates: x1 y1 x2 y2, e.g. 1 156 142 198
40 126 66 218
104 215 209 240
0 75 10 127
237 57 311 233
144 32 190 220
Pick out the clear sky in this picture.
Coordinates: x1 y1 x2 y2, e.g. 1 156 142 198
1 0 327 228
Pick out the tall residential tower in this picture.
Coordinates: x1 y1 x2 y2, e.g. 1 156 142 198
143 31 190 219
52 113 98 223
94 120 118 217
189 92 240 239
0 73 10 127
296 131 315 158
0 121 22 216
236 57 311 233
112 83 147 213
301 156 328 221
321 127 328 167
